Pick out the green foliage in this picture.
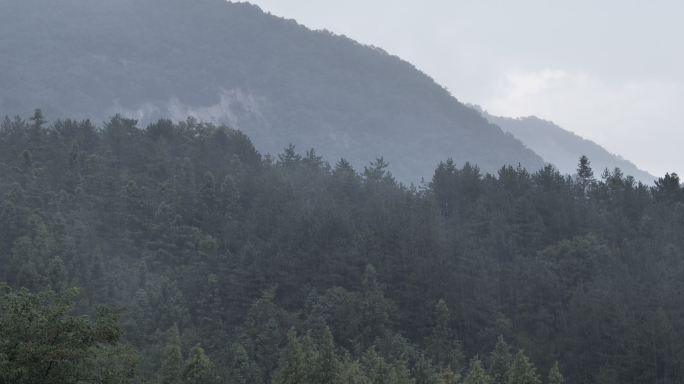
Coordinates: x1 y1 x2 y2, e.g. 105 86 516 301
360 264 396 348
508 350 540 384
313 327 342 384
363 347 391 384
272 328 309 384
158 324 184 384
488 336 512 384
182 344 213 384
0 284 139 383
652 172 682 203
547 362 564 384
390 359 416 384
0 111 682 383
229 344 261 384
425 299 464 372
463 357 491 384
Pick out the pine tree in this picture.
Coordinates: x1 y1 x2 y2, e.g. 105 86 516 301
197 171 218 231
463 357 490 384
28 108 47 129
46 256 68 292
547 362 564 384
314 327 341 384
158 324 183 384
220 175 240 217
304 289 327 337
425 299 464 371
272 328 308 384
182 344 213 384
340 354 368 384
27 214 50 264
333 158 356 176
300 331 318 378
508 350 540 384
412 354 437 384
576 155 594 195
65 140 82 192
242 286 282 381
171 157 195 223
651 172 682 203
360 264 395 348
363 157 394 184
253 317 280 381
227 154 245 185
437 365 461 384
16 261 42 292
277 143 302 167
11 236 35 284
302 148 325 172
150 277 190 330
488 336 512 384
86 248 109 305
125 289 152 348
197 274 225 353
363 347 391 384
390 359 415 384
28 109 46 154
230 344 260 384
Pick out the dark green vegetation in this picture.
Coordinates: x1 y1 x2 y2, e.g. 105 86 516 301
477 108 656 184
0 0 545 182
0 284 139 383
1 111 683 383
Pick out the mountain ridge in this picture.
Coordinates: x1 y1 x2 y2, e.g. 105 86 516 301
0 0 546 182
468 105 657 184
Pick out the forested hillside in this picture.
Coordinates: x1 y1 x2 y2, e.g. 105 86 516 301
477 108 656 184
1 111 683 383
0 0 545 182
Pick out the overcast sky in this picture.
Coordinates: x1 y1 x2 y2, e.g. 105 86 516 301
246 0 683 177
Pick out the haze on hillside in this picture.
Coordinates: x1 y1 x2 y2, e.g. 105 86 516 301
250 0 684 179
473 106 658 184
0 0 550 183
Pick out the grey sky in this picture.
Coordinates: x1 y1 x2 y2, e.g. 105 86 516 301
246 0 683 177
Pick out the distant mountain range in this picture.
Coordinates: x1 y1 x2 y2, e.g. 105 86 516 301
0 0 547 182
469 105 657 184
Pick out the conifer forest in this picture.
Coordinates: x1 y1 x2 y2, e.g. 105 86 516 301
1 111 683 383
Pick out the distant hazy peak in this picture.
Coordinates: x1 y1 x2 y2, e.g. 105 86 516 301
465 104 657 184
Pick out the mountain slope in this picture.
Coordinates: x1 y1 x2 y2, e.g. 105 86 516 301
478 110 657 184
0 0 545 181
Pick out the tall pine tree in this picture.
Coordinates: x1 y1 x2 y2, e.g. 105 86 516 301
158 324 183 384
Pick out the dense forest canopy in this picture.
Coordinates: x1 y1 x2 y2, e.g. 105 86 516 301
1 110 683 383
0 0 546 183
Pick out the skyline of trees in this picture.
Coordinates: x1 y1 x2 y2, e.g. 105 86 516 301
1 110 682 383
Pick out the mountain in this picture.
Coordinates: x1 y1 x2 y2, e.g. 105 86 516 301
473 107 657 184
0 0 545 182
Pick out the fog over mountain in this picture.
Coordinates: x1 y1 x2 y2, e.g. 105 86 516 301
247 0 684 179
0 0 550 182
